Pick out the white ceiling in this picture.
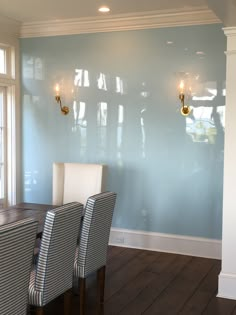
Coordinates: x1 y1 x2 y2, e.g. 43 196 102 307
0 0 209 23
207 0 236 26
1 0 236 37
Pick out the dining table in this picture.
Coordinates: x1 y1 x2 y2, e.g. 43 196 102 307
0 202 56 237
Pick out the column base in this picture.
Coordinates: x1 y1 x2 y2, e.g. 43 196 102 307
218 272 236 300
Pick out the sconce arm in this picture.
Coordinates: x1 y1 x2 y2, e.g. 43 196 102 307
55 95 69 115
55 95 63 110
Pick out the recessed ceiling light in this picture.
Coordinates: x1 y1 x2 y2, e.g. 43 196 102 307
98 6 110 13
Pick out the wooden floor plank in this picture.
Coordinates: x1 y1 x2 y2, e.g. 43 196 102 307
108 252 178 315
120 254 192 315
104 270 155 314
231 304 236 314
107 246 127 261
105 250 158 301
143 256 215 315
106 247 142 278
178 262 221 314
28 246 236 315
202 295 236 315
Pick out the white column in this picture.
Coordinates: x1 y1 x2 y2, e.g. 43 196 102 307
218 27 236 300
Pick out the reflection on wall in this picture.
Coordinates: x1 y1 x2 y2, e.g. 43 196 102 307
186 79 225 144
98 73 107 91
20 24 226 239
24 170 38 192
23 56 44 80
74 69 90 87
186 106 225 143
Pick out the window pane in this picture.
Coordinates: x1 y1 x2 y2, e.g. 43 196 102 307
0 48 6 74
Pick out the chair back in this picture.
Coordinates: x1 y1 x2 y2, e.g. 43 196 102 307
53 162 107 206
78 192 116 278
35 202 83 305
0 218 38 315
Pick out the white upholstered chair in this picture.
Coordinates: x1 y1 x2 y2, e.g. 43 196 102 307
52 162 107 206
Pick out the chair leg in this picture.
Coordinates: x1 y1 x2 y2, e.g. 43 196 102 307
79 277 86 315
97 266 106 305
35 307 44 315
64 290 72 315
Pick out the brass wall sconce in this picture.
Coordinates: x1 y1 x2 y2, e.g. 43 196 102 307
55 84 69 115
179 80 191 116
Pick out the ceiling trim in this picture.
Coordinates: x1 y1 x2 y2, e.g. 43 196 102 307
20 7 220 38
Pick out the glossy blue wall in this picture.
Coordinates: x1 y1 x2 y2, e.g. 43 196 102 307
20 24 226 239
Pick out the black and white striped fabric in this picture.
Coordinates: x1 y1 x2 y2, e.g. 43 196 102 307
0 218 38 315
29 202 83 307
74 192 116 279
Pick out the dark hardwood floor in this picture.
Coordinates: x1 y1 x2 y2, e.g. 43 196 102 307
32 246 236 315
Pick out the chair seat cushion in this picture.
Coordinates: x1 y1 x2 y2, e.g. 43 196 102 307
28 268 43 306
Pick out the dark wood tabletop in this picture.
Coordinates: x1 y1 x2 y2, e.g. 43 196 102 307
0 202 56 236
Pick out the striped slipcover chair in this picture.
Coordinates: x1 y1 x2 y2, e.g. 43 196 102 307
0 218 38 315
28 202 83 315
73 191 117 315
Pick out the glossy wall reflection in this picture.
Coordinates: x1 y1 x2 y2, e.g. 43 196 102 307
20 24 226 239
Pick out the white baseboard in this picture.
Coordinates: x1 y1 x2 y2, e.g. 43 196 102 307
109 228 222 259
218 272 236 300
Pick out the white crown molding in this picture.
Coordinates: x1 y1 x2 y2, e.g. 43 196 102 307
20 7 220 38
109 227 222 259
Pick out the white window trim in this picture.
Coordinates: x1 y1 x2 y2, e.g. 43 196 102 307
0 86 7 206
0 46 17 206
7 85 16 205
0 15 20 206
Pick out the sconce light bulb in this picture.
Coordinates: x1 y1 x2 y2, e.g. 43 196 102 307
179 80 184 94
55 84 60 96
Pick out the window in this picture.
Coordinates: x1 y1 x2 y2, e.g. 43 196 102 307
0 48 6 74
0 43 16 207
0 44 14 78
